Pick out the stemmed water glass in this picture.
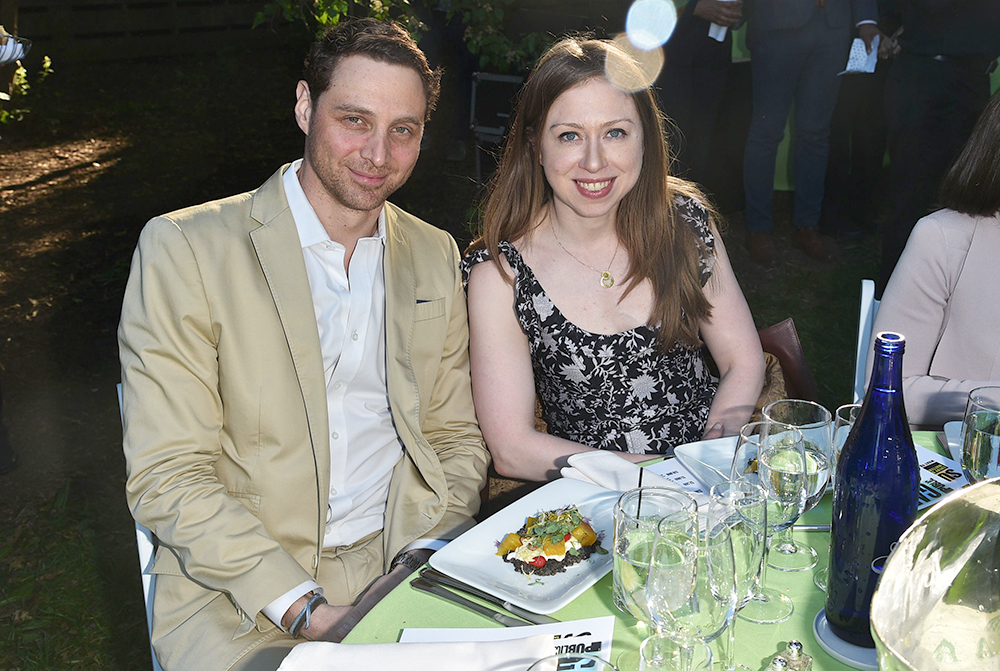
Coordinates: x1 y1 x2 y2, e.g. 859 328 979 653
961 386 1000 484
709 481 768 671
761 399 834 571
814 402 861 591
730 420 808 624
645 512 737 671
613 487 699 670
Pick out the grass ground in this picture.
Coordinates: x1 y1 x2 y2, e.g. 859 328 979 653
0 36 881 669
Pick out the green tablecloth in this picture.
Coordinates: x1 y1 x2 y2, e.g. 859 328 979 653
344 431 944 670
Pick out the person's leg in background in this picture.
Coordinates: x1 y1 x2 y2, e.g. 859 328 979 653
881 53 990 294
787 13 850 259
743 25 805 264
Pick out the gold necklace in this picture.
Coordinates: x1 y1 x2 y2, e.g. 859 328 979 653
551 225 619 289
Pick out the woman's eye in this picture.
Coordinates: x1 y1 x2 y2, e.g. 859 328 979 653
607 128 627 139
559 131 579 142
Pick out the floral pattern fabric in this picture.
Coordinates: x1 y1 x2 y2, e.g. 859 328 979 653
463 196 719 456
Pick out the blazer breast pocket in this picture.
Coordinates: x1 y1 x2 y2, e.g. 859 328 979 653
414 297 446 322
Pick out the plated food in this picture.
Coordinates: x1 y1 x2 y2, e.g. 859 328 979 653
495 505 606 576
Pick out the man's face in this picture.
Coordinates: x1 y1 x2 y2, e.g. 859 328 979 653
294 54 426 215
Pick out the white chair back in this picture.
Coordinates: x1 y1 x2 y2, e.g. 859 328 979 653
853 279 881 403
118 383 164 671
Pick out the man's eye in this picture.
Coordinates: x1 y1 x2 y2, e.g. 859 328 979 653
393 126 412 135
346 116 363 125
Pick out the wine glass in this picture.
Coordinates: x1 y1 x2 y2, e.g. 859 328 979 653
961 386 1000 484
761 399 833 571
709 481 768 671
814 402 861 592
640 633 712 671
730 420 808 624
613 487 699 670
646 512 737 671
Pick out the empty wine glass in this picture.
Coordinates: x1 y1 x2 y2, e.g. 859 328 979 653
614 487 699 671
961 386 1000 484
761 399 833 571
528 653 619 671
814 402 861 592
709 481 767 671
730 420 807 624
646 512 736 671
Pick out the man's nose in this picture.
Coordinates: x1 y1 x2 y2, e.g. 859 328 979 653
360 129 390 167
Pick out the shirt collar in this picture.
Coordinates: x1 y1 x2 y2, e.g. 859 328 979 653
283 159 386 249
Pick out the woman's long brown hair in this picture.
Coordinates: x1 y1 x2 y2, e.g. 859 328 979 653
470 37 716 351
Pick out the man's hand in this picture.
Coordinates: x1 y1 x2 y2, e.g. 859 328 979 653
281 595 353 642
693 0 743 27
858 23 881 54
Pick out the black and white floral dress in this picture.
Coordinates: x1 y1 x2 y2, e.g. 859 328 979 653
463 196 719 456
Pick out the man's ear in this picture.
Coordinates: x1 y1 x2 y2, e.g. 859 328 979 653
294 81 312 135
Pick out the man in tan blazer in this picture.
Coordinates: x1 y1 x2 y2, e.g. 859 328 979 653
118 19 489 671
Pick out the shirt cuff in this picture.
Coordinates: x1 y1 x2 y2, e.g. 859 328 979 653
262 580 322 631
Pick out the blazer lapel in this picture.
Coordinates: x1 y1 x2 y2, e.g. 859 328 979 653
248 167 331 482
383 203 418 420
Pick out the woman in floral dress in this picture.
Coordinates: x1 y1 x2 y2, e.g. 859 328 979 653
464 37 764 481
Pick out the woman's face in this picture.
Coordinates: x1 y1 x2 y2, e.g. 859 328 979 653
538 77 644 227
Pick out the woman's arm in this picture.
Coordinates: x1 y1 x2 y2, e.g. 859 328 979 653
467 259 650 481
699 232 766 438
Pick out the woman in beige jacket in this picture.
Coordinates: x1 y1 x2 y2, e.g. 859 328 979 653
871 88 1000 427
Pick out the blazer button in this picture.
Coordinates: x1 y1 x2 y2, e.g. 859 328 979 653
312 554 319 569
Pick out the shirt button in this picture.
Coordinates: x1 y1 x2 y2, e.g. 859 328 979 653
340 286 347 291
333 382 341 390
330 486 337 496
332 431 339 440
351 331 359 341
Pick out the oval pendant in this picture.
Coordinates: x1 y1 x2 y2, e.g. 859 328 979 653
601 271 614 289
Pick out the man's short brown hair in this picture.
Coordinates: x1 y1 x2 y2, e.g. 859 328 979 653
303 18 442 121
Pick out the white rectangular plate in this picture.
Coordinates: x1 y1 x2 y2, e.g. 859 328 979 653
429 478 618 615
673 436 738 490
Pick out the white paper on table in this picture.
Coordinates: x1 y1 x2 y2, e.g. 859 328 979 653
839 35 879 75
642 457 708 496
916 443 970 510
401 615 616 664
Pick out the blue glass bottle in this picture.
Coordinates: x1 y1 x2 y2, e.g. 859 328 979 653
825 331 919 647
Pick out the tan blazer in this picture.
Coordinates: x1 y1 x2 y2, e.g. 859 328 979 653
119 166 489 670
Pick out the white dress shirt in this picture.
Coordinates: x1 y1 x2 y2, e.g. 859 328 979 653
263 160 404 627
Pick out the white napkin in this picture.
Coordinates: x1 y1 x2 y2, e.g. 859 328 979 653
277 634 553 671
708 0 738 42
560 451 710 508
839 35 879 75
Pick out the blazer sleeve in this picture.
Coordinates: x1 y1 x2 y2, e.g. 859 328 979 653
852 0 878 23
119 217 311 636
419 236 490 541
869 214 990 426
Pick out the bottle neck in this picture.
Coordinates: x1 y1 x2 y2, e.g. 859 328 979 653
869 347 904 394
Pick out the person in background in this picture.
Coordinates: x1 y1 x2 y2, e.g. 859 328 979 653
657 0 743 188
878 0 1000 295
869 88 1000 428
742 0 879 265
119 19 487 671
464 37 764 482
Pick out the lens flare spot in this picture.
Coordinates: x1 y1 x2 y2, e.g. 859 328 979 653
608 33 664 92
625 0 678 50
